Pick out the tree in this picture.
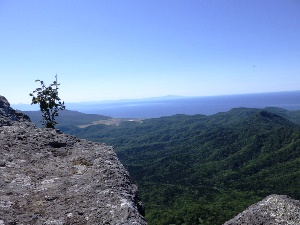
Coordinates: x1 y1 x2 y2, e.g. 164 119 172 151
29 76 65 128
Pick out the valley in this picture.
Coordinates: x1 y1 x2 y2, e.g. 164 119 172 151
24 107 300 225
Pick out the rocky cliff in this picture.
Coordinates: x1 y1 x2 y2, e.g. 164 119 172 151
224 194 300 225
0 96 146 225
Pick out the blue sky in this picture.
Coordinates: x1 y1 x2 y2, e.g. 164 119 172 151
1 0 300 104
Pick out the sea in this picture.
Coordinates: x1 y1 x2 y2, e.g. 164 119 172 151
13 91 300 118
62 91 300 118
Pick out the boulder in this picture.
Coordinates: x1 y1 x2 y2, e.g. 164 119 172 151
224 194 300 225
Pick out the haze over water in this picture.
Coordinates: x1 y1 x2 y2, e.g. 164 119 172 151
48 91 300 118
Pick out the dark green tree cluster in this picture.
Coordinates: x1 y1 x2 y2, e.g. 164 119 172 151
30 77 65 128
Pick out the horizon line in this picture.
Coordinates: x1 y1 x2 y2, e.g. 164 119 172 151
10 89 300 105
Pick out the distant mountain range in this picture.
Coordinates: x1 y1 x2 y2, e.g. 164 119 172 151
13 90 300 118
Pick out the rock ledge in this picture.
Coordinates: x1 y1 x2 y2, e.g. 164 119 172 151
0 95 146 225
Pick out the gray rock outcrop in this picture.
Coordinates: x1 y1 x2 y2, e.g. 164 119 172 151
0 96 146 224
224 194 300 225
0 96 31 126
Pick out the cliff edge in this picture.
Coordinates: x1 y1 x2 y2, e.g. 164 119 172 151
0 96 146 225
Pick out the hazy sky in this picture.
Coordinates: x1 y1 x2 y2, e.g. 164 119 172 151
1 0 300 104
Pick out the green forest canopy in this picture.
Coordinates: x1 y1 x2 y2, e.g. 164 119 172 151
29 107 300 225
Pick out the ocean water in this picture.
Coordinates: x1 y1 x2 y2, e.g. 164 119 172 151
64 91 300 118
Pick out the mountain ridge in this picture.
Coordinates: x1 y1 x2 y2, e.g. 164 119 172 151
13 102 300 224
55 107 300 224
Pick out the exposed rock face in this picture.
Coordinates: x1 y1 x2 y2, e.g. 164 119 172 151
0 96 146 225
0 96 31 126
223 194 300 225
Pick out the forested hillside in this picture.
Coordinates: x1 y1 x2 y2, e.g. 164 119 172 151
36 108 300 224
